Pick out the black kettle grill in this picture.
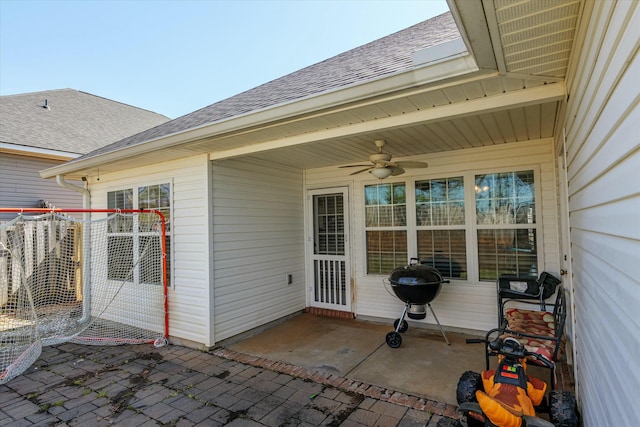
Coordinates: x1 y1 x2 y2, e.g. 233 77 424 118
384 258 450 348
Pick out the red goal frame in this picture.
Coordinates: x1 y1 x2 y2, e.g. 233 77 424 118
0 207 169 342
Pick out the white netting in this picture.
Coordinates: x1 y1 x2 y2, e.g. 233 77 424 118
0 210 167 384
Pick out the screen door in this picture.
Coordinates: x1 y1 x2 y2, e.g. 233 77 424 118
308 188 351 311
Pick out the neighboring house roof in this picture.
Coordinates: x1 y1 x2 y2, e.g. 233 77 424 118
0 88 170 156
73 12 460 161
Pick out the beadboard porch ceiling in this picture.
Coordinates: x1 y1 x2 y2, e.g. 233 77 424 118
235 76 565 171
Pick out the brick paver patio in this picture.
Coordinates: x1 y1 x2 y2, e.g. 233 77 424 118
0 343 460 426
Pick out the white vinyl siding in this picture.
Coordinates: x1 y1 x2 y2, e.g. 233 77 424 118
211 158 305 342
305 138 560 332
0 153 83 213
89 155 211 346
563 1 640 425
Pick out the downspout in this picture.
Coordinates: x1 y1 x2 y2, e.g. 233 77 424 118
55 175 92 324
55 175 90 208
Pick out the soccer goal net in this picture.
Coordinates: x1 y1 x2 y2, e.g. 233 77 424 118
0 209 168 384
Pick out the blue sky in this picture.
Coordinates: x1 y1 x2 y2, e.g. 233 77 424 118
0 0 450 119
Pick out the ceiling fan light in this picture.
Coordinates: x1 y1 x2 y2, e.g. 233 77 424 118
370 167 393 179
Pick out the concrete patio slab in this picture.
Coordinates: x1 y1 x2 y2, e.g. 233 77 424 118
226 312 486 405
348 326 485 405
225 312 391 377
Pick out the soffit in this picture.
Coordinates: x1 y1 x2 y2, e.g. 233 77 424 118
471 0 582 78
207 74 561 168
246 99 560 170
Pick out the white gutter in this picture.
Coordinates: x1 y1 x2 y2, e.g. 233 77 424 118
55 175 92 324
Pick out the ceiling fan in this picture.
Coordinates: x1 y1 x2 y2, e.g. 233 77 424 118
339 139 428 179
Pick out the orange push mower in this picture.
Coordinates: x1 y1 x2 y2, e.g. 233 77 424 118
437 337 578 427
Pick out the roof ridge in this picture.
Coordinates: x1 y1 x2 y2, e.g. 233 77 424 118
1 88 170 120
0 88 75 99
76 90 171 119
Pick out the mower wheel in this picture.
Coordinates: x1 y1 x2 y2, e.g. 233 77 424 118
549 390 579 427
456 371 483 404
393 318 409 333
385 331 402 348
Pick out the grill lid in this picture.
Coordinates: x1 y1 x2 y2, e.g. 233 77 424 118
389 263 444 286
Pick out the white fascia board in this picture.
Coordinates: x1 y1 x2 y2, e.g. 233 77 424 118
1 142 80 160
40 54 479 179
447 0 497 70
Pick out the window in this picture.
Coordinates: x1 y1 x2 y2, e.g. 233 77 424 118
107 183 171 285
475 171 536 280
415 177 467 279
364 169 539 281
107 189 133 210
364 183 407 274
314 194 345 256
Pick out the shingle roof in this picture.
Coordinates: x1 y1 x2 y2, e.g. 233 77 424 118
0 89 170 155
77 12 460 160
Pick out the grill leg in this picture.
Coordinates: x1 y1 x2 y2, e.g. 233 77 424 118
395 304 408 332
427 303 450 345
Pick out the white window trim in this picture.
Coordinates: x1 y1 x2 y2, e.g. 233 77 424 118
361 167 543 283
106 179 173 287
414 175 467 280
468 167 542 283
363 181 409 274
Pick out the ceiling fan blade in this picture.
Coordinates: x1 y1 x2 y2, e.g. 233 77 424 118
337 140 424 177
349 167 374 175
394 161 428 169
